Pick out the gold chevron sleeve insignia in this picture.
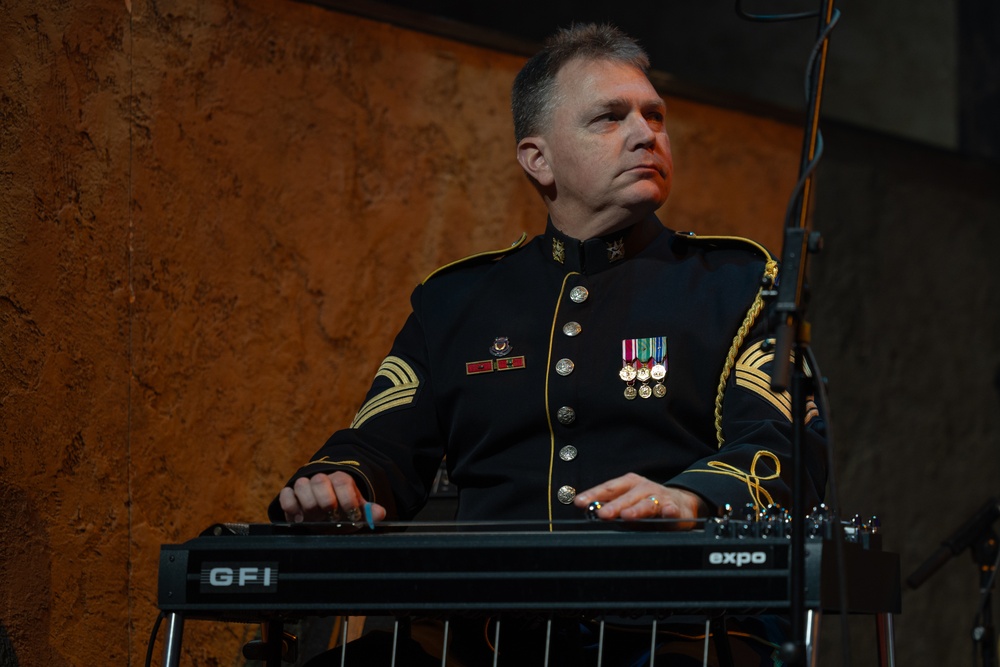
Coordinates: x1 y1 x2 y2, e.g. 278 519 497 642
734 342 819 424
350 356 420 429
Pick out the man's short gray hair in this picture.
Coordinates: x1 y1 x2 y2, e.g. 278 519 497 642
511 24 650 143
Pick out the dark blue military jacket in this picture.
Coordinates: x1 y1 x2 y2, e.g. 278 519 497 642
269 216 826 525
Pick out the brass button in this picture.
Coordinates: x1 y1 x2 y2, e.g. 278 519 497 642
557 485 576 504
555 358 575 376
559 445 578 462
569 286 589 304
562 321 582 337
556 406 576 425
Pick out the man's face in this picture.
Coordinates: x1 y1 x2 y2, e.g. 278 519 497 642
535 58 673 228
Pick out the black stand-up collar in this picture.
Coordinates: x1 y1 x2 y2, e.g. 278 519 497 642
544 216 664 274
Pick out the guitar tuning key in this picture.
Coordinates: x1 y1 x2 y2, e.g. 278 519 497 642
807 503 831 538
737 503 758 538
760 503 786 538
710 503 734 538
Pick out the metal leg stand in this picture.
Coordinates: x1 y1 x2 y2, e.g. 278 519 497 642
710 617 735 667
876 613 896 667
261 620 285 667
804 610 820 667
162 613 185 667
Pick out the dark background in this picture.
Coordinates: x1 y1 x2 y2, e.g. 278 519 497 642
312 0 1000 163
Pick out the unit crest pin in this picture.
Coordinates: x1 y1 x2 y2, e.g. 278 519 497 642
489 337 512 357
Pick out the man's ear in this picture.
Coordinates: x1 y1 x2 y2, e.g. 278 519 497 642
516 137 554 188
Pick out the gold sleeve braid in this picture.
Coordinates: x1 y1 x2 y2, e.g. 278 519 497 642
708 242 779 449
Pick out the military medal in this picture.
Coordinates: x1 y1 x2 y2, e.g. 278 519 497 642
651 336 668 398
621 337 669 400
636 337 654 398
620 339 638 399
619 339 637 382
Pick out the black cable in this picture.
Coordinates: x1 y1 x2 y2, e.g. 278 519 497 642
735 0 819 22
802 9 842 99
145 611 166 667
781 132 824 229
783 8 840 230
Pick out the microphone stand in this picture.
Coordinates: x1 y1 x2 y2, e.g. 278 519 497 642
907 498 1000 667
765 0 839 663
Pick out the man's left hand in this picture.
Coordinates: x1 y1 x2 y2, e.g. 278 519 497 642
574 473 707 529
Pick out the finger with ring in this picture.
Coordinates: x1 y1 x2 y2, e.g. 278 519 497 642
648 496 660 508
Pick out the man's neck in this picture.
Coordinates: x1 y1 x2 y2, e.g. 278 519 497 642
546 202 659 241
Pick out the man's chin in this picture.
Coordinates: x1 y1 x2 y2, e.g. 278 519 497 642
621 188 669 214
623 175 669 200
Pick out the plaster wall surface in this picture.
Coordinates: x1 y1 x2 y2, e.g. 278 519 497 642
1 2 132 665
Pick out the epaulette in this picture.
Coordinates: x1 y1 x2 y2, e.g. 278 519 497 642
421 233 529 284
676 230 774 263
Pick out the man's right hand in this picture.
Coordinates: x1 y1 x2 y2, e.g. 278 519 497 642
278 471 387 523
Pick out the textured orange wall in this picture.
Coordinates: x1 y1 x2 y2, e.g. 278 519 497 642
1 1 133 664
0 1 800 664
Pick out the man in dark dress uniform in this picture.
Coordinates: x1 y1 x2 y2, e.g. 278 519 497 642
271 23 827 667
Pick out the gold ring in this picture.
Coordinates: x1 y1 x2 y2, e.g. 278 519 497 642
648 496 660 507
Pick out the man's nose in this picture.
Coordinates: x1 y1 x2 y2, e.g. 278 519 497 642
626 113 657 149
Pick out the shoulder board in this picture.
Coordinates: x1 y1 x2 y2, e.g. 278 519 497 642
675 231 778 288
675 231 774 262
421 233 528 284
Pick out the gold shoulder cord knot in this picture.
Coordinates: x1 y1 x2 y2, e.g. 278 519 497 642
714 257 778 448
697 450 781 509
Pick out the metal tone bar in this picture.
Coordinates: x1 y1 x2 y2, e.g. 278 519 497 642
162 613 184 667
876 613 896 667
